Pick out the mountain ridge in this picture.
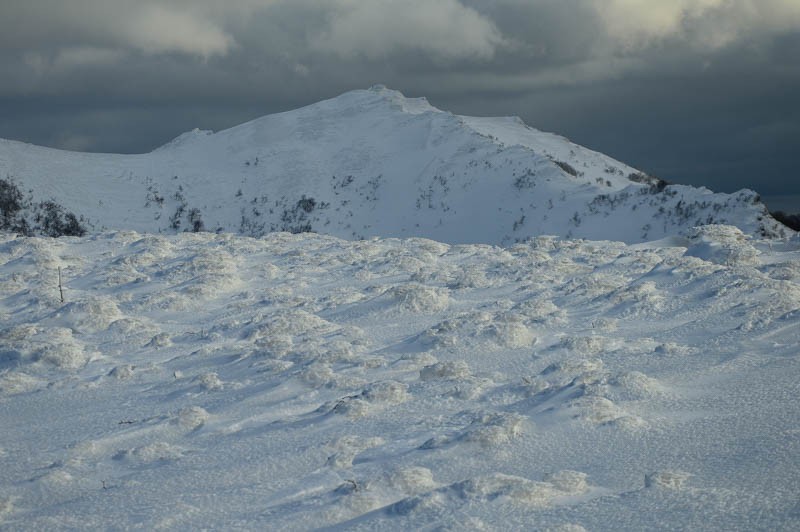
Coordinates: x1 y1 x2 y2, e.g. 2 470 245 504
0 86 792 243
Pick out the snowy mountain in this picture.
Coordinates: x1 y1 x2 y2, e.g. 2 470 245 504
2 86 800 528
1 227 799 528
0 86 791 244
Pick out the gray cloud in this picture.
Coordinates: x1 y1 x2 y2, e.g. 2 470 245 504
309 0 505 60
0 1 234 58
0 0 798 209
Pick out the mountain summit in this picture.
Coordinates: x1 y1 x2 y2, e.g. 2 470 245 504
0 86 789 243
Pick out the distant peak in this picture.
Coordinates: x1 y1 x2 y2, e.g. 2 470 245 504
356 85 438 115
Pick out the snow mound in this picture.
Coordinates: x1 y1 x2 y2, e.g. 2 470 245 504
420 360 471 381
389 284 450 313
421 411 526 449
1 325 95 369
1 230 799 529
325 380 409 418
173 406 210 431
386 467 438 495
684 225 760 266
326 436 385 469
115 442 187 464
0 370 41 394
53 296 123 333
420 311 536 349
390 470 592 517
107 364 135 380
644 470 692 490
609 371 669 400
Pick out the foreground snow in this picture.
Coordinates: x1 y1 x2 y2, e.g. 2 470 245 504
1 226 799 529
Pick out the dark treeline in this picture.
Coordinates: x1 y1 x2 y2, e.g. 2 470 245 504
770 211 800 232
0 177 87 237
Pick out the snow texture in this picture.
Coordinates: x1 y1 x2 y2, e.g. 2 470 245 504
1 228 799 529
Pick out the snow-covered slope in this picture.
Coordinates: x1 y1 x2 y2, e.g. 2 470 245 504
1 227 799 528
0 86 790 244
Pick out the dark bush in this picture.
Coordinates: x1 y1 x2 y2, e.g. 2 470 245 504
0 178 23 219
188 208 204 232
554 160 580 177
297 196 316 213
33 201 86 237
628 172 669 193
1 177 87 237
0 178 31 234
771 211 800 232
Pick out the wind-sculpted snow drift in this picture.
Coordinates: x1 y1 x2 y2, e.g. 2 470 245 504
0 86 791 244
1 228 799 529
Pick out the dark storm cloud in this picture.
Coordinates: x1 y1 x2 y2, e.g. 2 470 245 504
0 1 798 208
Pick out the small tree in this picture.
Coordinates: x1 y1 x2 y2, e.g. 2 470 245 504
188 208 204 232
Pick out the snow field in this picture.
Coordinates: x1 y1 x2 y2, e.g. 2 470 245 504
0 227 799 529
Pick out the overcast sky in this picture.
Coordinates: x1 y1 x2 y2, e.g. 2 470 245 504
1 0 799 210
